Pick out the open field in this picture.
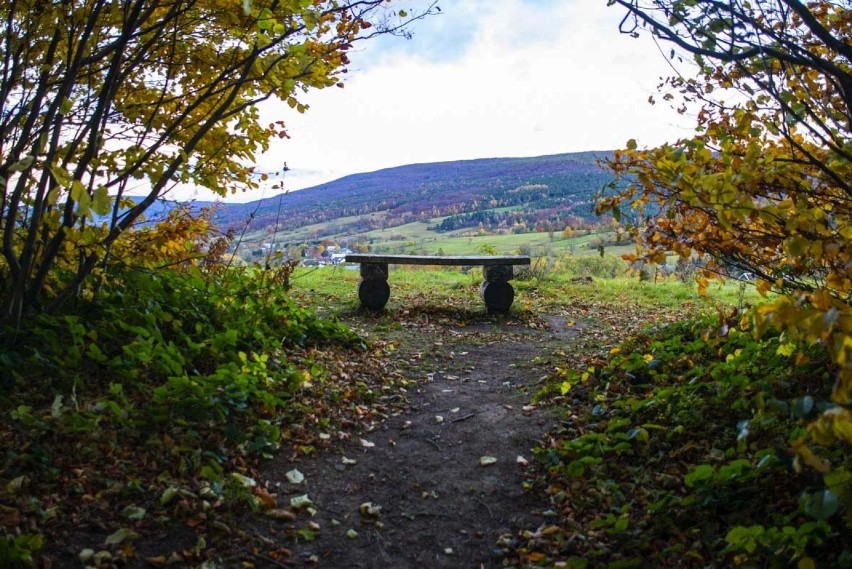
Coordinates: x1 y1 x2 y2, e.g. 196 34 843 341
367 231 632 257
232 200 622 260
290 256 764 315
238 216 630 259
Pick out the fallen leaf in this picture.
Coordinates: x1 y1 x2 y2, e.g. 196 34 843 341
5 476 27 494
104 527 140 545
290 494 313 509
360 439 375 448
359 502 382 516
516 456 529 466
121 505 146 520
266 508 297 521
480 456 498 466
254 487 276 509
347 529 359 539
230 472 256 487
341 456 357 465
161 486 179 506
286 469 305 484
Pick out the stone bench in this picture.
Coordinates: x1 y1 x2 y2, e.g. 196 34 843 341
344 254 531 313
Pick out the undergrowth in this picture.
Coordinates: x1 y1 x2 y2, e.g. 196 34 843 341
509 313 851 568
0 267 405 566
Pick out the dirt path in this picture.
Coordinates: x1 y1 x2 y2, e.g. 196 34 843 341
241 314 575 568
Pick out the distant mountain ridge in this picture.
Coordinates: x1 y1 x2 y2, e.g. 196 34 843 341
209 151 615 239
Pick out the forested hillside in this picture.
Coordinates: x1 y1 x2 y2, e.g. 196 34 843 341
212 151 614 239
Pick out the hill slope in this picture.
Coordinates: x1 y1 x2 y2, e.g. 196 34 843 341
213 151 615 242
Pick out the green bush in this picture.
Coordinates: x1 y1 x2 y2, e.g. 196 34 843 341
560 254 628 279
519 315 849 567
0 267 362 471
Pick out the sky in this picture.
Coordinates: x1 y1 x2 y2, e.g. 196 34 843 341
188 0 697 202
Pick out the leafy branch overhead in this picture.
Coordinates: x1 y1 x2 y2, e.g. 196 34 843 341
0 0 438 323
600 1 852 450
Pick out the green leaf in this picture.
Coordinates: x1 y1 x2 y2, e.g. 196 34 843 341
297 527 317 541
92 186 112 216
607 417 631 432
49 164 71 186
59 97 73 115
684 464 714 487
70 180 91 216
257 8 274 30
566 460 586 477
160 486 179 505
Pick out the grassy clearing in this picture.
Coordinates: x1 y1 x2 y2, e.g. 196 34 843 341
289 257 763 316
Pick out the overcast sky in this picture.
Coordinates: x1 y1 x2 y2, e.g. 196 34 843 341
188 0 697 202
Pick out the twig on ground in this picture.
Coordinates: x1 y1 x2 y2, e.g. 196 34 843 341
423 437 441 450
476 496 494 520
451 412 477 423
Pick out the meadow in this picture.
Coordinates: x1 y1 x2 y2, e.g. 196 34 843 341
291 252 759 313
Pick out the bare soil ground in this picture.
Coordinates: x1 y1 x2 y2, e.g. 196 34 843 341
235 309 583 568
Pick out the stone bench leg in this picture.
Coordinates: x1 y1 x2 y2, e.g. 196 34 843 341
358 262 390 310
480 265 515 314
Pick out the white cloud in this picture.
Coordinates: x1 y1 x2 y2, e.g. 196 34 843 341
215 0 696 202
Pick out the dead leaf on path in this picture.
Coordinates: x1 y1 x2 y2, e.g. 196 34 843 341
254 487 277 509
104 527 140 545
121 505 146 520
359 502 382 516
290 494 313 509
160 486 179 506
360 438 375 448
266 508 297 521
286 469 305 484
480 456 498 466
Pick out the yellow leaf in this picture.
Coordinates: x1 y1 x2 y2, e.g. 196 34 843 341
92 186 112 216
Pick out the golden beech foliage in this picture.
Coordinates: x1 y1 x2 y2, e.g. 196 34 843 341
0 0 436 322
603 2 852 452
110 207 217 271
